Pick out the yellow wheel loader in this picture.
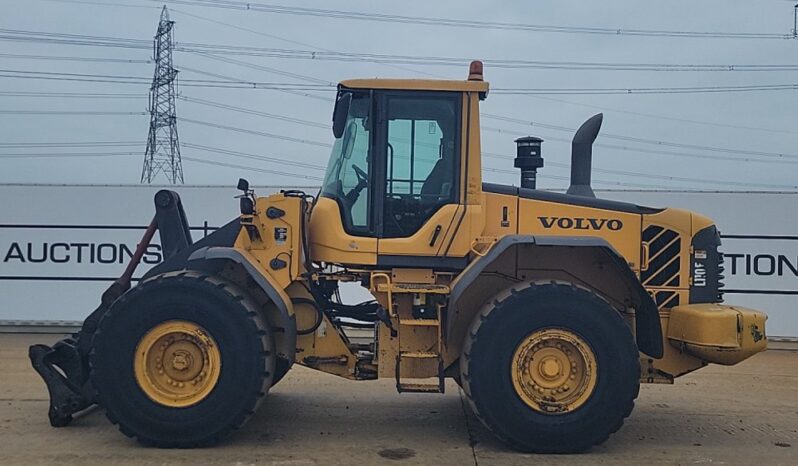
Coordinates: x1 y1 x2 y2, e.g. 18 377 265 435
30 62 767 452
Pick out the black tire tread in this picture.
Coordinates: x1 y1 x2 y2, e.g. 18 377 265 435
460 280 640 453
90 270 274 448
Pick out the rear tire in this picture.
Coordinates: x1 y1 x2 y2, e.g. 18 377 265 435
91 271 275 447
460 281 640 453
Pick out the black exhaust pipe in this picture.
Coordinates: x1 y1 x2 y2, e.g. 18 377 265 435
566 113 603 198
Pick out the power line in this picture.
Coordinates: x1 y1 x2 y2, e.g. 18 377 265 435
3 67 794 96
483 126 798 166
177 113 668 186
481 119 798 159
35 0 795 42
182 142 326 170
182 156 324 181
170 6 434 79
178 93 798 166
167 5 798 168
180 110 785 188
0 91 145 99
5 28 798 74
179 95 328 128
0 28 150 50
187 52 333 101
524 94 798 135
4 17 792 186
175 45 798 72
172 50 798 73
490 83 798 95
179 95 798 185
0 151 139 158
0 141 141 147
181 118 333 148
179 94 798 181
0 52 149 64
166 9 798 143
0 110 147 116
159 0 793 40
187 51 333 84
39 0 157 9
161 8 796 187
481 150 798 189
0 68 337 89
1 46 790 163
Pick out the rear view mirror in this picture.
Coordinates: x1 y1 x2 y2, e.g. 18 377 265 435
332 92 352 139
237 178 250 192
341 121 357 160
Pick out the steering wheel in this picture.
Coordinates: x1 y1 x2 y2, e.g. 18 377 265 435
342 163 369 209
352 164 368 186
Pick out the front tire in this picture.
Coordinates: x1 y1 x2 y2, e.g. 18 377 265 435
91 271 275 447
460 281 640 453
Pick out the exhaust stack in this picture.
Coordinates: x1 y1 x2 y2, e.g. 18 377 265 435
514 136 544 189
566 113 603 198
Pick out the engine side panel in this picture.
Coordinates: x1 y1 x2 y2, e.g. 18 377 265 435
515 196 643 269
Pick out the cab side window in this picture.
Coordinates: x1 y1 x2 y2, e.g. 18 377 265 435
382 95 460 238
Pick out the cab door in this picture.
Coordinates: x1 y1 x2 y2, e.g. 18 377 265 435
374 91 465 267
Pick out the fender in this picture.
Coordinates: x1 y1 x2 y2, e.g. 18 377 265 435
187 246 297 364
449 235 663 358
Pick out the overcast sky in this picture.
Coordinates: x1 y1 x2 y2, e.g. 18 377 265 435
1 0 797 191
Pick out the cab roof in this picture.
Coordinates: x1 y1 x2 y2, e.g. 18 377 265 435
339 78 489 94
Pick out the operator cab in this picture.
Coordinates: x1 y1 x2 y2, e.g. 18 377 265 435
321 87 462 238
310 66 488 267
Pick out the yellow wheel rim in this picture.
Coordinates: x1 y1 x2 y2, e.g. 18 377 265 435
511 328 598 414
134 320 221 408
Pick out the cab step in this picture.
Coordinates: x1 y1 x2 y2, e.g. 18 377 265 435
397 382 444 393
398 319 440 327
395 355 445 394
401 351 439 359
376 283 450 294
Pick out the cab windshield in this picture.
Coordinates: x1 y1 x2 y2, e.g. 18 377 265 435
321 92 372 233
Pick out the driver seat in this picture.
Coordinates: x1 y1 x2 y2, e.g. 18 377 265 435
421 156 453 200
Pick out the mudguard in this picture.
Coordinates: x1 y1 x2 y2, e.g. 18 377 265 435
187 246 297 363
449 235 663 358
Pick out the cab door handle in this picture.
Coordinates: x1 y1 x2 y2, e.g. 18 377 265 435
429 225 442 247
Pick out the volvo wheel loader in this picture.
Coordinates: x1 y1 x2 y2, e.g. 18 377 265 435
30 61 768 453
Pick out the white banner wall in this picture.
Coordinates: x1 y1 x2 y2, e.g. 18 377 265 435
1 184 795 337
0 184 294 322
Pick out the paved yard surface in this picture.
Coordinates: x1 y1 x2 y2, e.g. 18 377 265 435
1 333 796 465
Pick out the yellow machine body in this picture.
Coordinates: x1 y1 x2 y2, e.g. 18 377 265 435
31 62 771 451
291 73 768 386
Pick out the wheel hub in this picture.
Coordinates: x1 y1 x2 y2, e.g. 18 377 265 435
511 329 598 414
134 320 221 407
